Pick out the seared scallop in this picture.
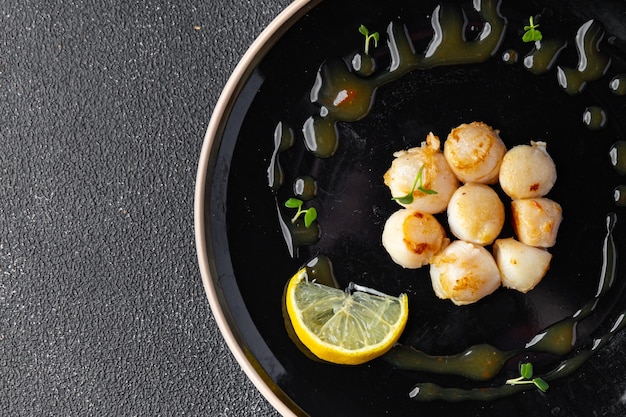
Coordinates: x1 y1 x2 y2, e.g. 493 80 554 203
447 183 505 245
511 198 563 248
429 240 501 306
493 238 552 293
443 121 507 184
384 133 459 214
499 141 557 199
382 208 449 269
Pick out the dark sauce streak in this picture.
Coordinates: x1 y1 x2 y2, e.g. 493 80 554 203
407 213 618 401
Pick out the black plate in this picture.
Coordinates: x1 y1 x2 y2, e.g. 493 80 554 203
195 0 626 415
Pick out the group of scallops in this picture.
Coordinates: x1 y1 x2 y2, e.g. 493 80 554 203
382 121 562 306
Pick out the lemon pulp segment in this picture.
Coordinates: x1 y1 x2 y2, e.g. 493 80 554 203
285 269 408 365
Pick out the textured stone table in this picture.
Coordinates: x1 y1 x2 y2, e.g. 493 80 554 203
1 1 290 415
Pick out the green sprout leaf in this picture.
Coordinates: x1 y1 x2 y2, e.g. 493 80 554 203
522 16 543 42
533 377 550 393
391 165 437 204
304 207 318 228
285 197 303 209
506 362 550 393
285 198 317 227
520 362 533 379
359 24 380 55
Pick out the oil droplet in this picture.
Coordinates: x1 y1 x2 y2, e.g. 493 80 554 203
277 199 321 258
609 74 626 95
310 59 376 122
417 1 507 68
302 115 339 158
523 39 567 75
614 185 626 207
501 49 518 64
304 254 340 288
582 106 607 130
351 52 376 76
609 141 626 175
267 122 294 191
293 175 318 201
556 20 611 95
524 318 576 355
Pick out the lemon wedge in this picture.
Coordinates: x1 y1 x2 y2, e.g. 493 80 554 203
285 269 408 365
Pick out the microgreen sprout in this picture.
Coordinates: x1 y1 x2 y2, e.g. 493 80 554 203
505 362 549 392
285 198 318 228
522 16 543 42
359 24 380 55
392 165 437 204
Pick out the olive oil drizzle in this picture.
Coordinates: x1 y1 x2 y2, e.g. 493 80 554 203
270 0 621 251
304 0 507 159
295 212 621 402
406 213 619 401
267 0 626 402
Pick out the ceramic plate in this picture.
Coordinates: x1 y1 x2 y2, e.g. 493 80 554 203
195 0 626 415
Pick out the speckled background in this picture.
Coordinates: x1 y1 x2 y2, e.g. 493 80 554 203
1 1 290 415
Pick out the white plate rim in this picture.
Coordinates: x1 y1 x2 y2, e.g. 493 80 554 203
194 1 322 416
